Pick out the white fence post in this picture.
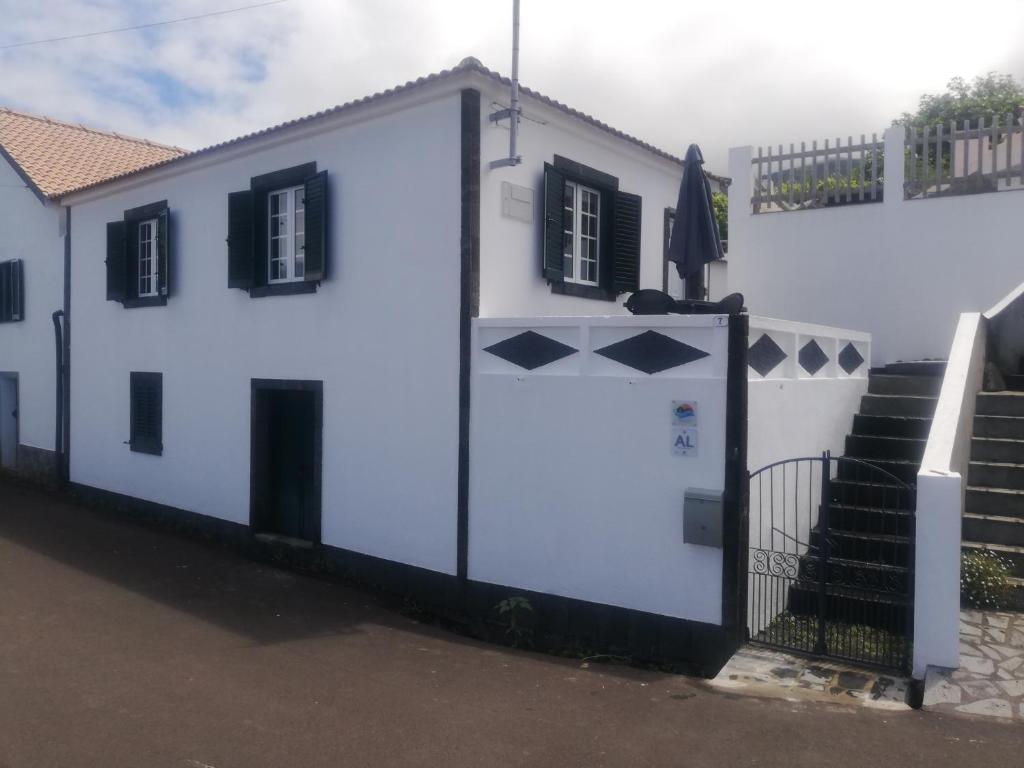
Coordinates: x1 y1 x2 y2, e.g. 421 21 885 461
883 126 905 206
727 146 753 287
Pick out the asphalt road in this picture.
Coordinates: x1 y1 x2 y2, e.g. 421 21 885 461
0 480 1018 767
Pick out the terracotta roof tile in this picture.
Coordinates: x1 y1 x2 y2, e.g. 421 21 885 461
0 107 186 199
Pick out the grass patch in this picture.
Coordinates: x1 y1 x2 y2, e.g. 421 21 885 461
754 611 909 670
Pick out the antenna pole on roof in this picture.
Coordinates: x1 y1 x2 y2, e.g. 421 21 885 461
489 0 522 169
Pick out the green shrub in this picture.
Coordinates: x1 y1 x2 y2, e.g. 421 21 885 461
961 549 1012 609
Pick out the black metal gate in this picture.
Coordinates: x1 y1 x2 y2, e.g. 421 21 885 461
747 452 915 673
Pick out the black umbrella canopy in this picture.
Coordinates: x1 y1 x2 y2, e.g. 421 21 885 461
667 144 724 296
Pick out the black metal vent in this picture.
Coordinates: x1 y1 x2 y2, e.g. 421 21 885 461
483 331 578 370
798 339 829 376
838 342 865 375
748 333 787 377
594 330 708 374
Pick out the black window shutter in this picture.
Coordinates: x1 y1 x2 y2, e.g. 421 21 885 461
303 170 328 282
611 191 642 294
157 207 170 297
130 372 163 455
10 259 23 321
0 261 10 321
542 162 566 282
227 190 255 289
106 220 128 302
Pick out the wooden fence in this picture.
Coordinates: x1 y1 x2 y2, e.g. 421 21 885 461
905 117 1024 199
751 135 884 214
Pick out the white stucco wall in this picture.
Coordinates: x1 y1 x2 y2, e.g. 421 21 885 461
0 156 63 454
728 127 1024 365
67 89 464 575
469 315 729 623
476 80 724 317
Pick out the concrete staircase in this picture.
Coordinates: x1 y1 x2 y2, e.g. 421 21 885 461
788 362 942 629
964 386 1024 588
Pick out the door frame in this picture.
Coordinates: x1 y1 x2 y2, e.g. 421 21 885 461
249 378 323 544
0 372 19 471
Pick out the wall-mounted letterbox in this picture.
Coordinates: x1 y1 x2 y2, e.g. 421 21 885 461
683 488 723 548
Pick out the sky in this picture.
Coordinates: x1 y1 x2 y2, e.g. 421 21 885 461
2 0 1023 174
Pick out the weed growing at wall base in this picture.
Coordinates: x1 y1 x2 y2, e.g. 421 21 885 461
961 550 1012 609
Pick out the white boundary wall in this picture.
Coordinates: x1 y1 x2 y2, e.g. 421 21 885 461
469 315 729 623
914 312 986 678
746 317 871 634
729 127 1024 365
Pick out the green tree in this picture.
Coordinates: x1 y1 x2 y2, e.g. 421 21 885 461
895 72 1024 130
712 191 728 241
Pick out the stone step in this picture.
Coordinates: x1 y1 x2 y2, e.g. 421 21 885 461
971 437 1024 464
965 486 1024 518
974 415 1024 440
830 479 916 511
962 513 1024 548
962 540 1024 578
968 461 1024 491
1004 374 1024 391
976 391 1024 417
847 434 926 462
853 414 933 439
879 361 947 378
828 503 913 537
860 394 938 418
788 573 912 631
814 528 911 567
868 374 942 397
840 457 920 485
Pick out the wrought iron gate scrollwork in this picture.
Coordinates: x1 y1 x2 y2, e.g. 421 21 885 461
746 452 914 673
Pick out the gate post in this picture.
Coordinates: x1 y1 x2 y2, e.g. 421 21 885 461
814 451 831 655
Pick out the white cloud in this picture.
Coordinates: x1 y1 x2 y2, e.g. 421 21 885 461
1 0 1023 171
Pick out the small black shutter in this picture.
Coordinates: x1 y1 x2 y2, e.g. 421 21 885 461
303 170 328 282
0 261 10 321
542 163 566 282
612 191 642 294
227 190 255 289
10 259 23 321
106 220 127 302
130 372 163 455
157 207 170 296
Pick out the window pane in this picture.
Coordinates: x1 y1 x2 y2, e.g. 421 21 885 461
563 182 574 211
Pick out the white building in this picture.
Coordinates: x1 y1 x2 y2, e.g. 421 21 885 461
0 108 183 482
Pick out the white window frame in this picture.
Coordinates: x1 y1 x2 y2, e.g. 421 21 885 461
267 185 306 284
137 218 159 298
562 181 600 287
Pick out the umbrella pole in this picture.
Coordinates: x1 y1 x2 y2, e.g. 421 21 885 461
684 269 706 300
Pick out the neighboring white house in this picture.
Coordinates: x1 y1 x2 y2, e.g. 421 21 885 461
0 108 184 482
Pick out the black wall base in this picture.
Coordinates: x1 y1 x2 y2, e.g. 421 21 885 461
67 482 737 676
3 445 60 487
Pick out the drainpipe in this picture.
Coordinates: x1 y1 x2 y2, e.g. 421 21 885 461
52 310 64 483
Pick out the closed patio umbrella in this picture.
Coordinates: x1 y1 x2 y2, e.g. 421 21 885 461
667 144 724 300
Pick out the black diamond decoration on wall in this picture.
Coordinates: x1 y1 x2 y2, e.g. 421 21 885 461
838 342 865 374
748 333 787 377
594 330 709 374
483 331 578 370
798 339 829 375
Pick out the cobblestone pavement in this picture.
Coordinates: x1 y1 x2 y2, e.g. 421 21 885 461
923 609 1024 721
710 644 911 710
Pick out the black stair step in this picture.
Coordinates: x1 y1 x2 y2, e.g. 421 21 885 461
974 415 1024 440
966 486 1024 518
1005 374 1024 392
860 394 938 418
828 503 913 537
976 392 1024 417
830 479 915 511
787 579 911 631
853 414 933 439
796 554 912 593
963 513 1024 548
879 361 946 377
846 434 926 462
840 457 920 484
968 461 1024 491
971 437 1024 464
868 374 942 397
962 541 1024 579
812 529 911 567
